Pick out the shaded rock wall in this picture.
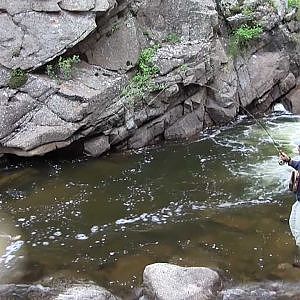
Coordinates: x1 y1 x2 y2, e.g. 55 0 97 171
0 0 300 157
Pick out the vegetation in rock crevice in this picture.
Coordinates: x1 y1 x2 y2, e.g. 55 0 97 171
122 44 163 104
46 55 81 81
8 68 28 89
229 24 263 57
164 33 181 44
288 0 300 9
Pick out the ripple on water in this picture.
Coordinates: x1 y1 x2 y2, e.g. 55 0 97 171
0 111 300 294
0 212 24 283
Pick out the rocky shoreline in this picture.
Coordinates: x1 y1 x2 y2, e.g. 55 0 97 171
2 262 300 299
0 0 300 157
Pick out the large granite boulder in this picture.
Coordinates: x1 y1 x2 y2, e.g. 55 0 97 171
79 14 144 71
136 0 218 42
141 263 221 300
0 0 116 71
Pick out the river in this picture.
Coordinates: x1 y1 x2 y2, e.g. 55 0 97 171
1 105 300 297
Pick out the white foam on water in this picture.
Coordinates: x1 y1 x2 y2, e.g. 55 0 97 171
214 113 300 203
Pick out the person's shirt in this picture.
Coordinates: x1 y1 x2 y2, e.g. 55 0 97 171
289 160 300 171
289 160 300 196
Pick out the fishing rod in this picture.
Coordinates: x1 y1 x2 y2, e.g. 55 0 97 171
240 106 285 165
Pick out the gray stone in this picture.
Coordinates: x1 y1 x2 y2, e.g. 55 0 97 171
155 58 184 76
219 282 300 300
83 15 142 71
165 91 206 139
58 0 114 12
59 0 95 11
273 0 287 19
93 0 114 12
0 0 32 15
31 1 61 12
0 10 96 70
207 59 238 124
84 135 110 157
0 284 52 299
109 126 132 146
0 283 119 300
20 75 58 99
154 42 211 65
0 67 10 88
206 97 237 124
283 78 300 114
284 8 297 22
227 14 252 28
137 0 218 42
255 4 281 31
237 52 290 107
128 118 165 149
133 105 167 127
279 72 296 94
219 0 240 17
142 263 221 300
0 63 127 156
56 284 120 299
0 92 37 140
47 94 88 123
164 107 204 140
128 105 183 149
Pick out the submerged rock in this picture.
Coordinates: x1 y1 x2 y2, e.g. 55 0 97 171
55 284 120 300
0 283 120 300
218 282 300 299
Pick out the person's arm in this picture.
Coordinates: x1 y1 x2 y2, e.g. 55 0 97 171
280 152 300 170
289 159 300 171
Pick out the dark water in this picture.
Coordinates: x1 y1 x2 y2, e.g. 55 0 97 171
1 107 300 297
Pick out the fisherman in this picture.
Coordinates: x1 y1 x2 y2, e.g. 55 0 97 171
280 145 300 201
280 145 300 267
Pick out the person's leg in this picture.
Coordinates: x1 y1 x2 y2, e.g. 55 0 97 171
289 201 299 240
289 201 300 267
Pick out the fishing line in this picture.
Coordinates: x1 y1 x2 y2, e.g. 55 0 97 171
199 83 283 155
240 106 283 155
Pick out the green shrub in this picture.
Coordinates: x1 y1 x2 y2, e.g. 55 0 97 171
288 0 300 8
46 55 80 81
164 33 181 44
8 68 28 89
122 45 162 103
229 24 263 57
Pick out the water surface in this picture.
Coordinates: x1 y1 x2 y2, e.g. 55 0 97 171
1 109 300 296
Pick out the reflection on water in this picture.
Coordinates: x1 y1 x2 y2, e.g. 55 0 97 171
1 110 300 295
0 212 24 283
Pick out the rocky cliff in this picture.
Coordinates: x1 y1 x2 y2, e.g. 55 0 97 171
0 0 299 157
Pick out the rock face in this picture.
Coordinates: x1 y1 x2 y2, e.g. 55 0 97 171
141 263 221 300
0 3 101 70
0 63 127 156
0 0 300 157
